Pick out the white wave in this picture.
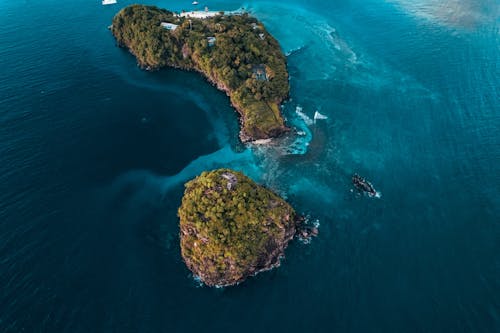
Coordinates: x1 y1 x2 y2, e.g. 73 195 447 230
285 45 306 57
295 106 313 126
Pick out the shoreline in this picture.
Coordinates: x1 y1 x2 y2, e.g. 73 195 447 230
112 5 290 142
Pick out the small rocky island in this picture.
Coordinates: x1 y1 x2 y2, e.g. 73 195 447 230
178 169 297 287
111 5 290 142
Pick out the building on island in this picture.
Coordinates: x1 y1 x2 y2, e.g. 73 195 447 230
252 65 268 81
178 11 220 19
160 22 178 31
207 37 216 47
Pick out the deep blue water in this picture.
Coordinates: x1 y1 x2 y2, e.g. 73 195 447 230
0 0 499 332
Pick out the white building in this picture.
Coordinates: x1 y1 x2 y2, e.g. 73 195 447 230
178 11 220 19
160 22 179 31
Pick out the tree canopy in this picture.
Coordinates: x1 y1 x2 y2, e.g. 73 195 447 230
111 5 290 141
178 169 296 286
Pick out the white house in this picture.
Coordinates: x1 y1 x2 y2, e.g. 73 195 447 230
160 22 179 31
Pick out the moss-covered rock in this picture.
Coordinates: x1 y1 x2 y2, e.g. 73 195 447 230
111 5 290 142
178 169 296 287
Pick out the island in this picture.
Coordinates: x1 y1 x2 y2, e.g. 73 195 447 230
178 169 296 287
111 5 290 142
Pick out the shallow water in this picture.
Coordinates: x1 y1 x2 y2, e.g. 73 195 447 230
0 0 499 332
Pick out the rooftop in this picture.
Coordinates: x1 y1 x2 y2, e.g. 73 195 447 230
160 22 179 30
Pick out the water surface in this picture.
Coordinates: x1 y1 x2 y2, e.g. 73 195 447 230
0 0 498 332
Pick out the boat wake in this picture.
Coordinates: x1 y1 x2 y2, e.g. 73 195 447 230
285 45 307 57
297 216 320 245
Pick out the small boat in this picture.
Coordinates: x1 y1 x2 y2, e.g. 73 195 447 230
102 0 117 5
313 111 328 121
352 174 378 197
192 1 199 5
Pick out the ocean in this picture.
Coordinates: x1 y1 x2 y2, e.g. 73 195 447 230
0 0 498 332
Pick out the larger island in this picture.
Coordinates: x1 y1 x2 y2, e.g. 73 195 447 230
111 5 290 142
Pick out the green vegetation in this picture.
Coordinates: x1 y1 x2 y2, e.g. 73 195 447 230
178 169 296 287
111 5 290 141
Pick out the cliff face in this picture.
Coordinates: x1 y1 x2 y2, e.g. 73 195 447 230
178 169 296 287
111 5 290 142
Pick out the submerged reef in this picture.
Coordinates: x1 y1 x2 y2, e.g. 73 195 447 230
178 169 296 287
111 5 290 142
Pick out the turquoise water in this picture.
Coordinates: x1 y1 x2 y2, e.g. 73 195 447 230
0 0 499 332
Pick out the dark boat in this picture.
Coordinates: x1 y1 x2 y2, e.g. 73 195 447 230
352 174 378 197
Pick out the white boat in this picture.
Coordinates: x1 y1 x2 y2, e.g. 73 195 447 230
313 111 328 122
102 0 117 5
192 1 199 5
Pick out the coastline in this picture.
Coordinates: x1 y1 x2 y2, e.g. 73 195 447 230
179 169 297 287
111 5 290 142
